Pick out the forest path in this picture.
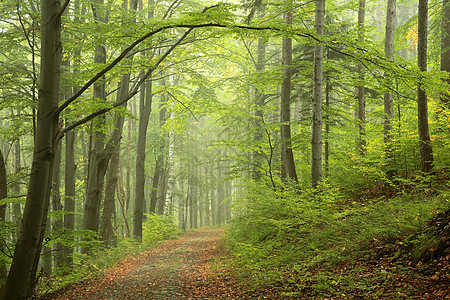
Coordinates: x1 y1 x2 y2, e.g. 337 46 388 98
43 228 245 299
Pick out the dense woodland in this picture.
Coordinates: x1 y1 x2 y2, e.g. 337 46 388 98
0 0 449 298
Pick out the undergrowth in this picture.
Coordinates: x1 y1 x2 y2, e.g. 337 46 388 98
225 173 449 298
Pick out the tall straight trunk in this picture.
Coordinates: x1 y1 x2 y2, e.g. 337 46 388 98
12 134 21 224
280 11 298 183
134 75 153 239
441 0 450 107
324 76 330 177
384 0 396 176
0 149 7 283
82 45 108 245
209 168 217 226
101 143 120 247
252 9 266 181
311 0 325 188
192 164 198 228
150 104 166 213
157 167 168 214
3 0 61 296
357 0 366 155
64 126 76 266
203 168 210 226
51 141 64 268
216 153 224 225
117 167 130 238
164 111 175 216
417 0 434 173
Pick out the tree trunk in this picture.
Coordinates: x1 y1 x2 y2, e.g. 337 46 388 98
324 76 330 177
311 0 325 188
441 0 450 107
82 45 108 248
357 0 366 155
252 8 266 181
0 149 8 283
64 125 76 266
384 0 396 176
417 0 434 173
3 0 61 296
280 11 298 183
150 104 167 213
12 126 22 224
134 76 153 240
101 143 120 247
164 110 175 216
51 141 64 269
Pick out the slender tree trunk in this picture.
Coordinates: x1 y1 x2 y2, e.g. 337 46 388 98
204 168 210 226
280 11 298 183
64 126 76 266
311 0 325 188
384 0 397 176
12 134 21 224
51 141 64 269
3 0 61 295
117 167 130 238
210 168 217 226
164 110 175 216
0 149 8 283
417 0 434 173
441 0 450 107
252 9 266 181
101 143 120 247
82 44 107 243
357 0 366 155
150 104 166 213
134 75 153 239
324 76 330 177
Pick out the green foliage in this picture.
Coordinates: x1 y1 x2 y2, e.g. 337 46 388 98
226 180 449 295
142 213 181 246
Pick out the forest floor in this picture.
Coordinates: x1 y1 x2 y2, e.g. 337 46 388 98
39 228 254 300
39 225 449 299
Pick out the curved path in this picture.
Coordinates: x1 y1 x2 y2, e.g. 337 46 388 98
41 228 245 299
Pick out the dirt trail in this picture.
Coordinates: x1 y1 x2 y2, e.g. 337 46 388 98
42 228 244 300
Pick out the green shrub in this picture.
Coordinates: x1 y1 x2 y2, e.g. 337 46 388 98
226 179 449 291
142 213 180 246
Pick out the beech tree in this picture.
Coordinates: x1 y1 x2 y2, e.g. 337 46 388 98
417 0 434 173
311 0 325 188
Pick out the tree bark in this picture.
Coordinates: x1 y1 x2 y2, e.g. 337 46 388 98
417 0 434 173
311 0 325 188
51 141 64 269
280 11 298 183
101 143 120 247
64 125 76 266
0 149 8 283
3 0 61 296
150 104 166 213
441 0 450 107
384 0 396 176
252 8 266 181
134 76 152 240
357 0 366 155
12 125 22 224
